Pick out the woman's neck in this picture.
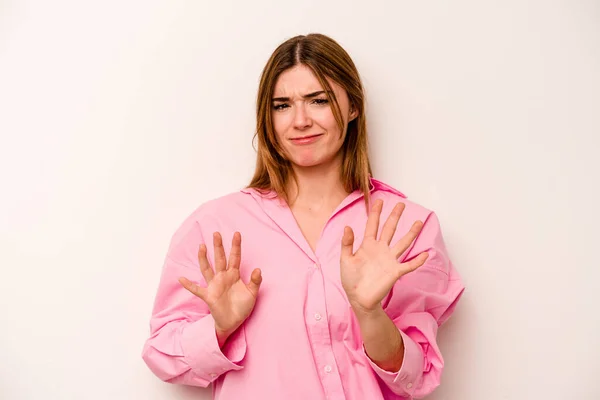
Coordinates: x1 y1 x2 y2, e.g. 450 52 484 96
286 155 350 212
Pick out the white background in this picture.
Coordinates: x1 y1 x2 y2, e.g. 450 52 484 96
1 1 599 399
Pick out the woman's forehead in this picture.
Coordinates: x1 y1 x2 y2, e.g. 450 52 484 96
273 66 340 96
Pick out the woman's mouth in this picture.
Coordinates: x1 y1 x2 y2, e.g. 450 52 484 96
289 134 323 145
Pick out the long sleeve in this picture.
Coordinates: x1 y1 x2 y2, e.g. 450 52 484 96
141 219 247 387
366 212 465 399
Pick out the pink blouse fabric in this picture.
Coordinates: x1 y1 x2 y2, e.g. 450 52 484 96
142 178 464 399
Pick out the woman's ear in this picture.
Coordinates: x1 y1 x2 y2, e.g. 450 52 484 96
349 105 358 122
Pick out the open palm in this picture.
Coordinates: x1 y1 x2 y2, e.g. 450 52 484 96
179 232 262 338
341 199 429 313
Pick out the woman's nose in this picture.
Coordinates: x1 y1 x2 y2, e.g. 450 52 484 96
293 104 312 130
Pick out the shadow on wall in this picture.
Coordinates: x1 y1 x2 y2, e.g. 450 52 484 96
426 290 474 400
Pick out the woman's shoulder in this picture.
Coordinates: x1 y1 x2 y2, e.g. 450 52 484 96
168 190 256 245
370 178 434 218
182 189 257 224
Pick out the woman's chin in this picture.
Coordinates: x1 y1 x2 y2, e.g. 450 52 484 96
289 152 341 170
289 155 327 168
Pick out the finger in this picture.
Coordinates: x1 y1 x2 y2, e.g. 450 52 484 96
364 199 383 239
246 268 262 297
379 202 405 245
398 252 429 277
391 220 424 258
178 277 207 301
227 232 242 270
213 232 227 272
341 226 355 260
198 244 214 283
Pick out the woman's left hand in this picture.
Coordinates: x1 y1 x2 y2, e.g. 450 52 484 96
340 199 429 315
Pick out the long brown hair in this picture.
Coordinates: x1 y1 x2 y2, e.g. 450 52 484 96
248 33 372 205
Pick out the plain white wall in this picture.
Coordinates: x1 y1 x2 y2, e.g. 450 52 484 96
1 1 599 399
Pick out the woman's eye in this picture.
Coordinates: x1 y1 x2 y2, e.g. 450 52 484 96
273 103 289 111
313 98 329 105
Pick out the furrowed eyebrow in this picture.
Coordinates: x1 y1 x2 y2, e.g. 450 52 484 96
272 90 332 102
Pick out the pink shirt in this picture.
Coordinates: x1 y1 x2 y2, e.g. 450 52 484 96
142 178 464 399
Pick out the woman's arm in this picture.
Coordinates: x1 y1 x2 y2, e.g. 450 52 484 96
341 202 464 398
142 255 248 387
353 305 405 372
142 221 261 387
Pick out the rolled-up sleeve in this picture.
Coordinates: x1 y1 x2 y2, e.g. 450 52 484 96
367 211 465 398
141 220 247 387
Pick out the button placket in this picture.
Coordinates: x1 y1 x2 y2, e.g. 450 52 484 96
305 258 346 400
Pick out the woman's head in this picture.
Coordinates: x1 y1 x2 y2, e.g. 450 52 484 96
249 33 372 202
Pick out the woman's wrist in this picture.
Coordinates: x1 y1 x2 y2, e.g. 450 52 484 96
215 326 234 348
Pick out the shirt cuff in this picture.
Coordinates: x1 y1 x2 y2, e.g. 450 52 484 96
365 328 423 396
180 314 246 382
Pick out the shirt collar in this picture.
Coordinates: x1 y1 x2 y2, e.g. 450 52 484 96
240 176 406 201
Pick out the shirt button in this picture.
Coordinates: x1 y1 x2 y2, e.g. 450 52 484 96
406 382 413 389
314 313 322 321
210 373 217 378
324 365 332 373
314 263 319 269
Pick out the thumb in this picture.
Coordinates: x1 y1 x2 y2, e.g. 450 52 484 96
179 277 207 301
246 268 262 297
341 226 355 260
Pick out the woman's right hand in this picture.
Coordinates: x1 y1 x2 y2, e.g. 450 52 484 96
179 231 262 347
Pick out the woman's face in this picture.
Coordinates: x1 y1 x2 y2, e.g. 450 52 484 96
271 64 357 169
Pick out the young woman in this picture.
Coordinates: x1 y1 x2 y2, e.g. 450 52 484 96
142 33 464 400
